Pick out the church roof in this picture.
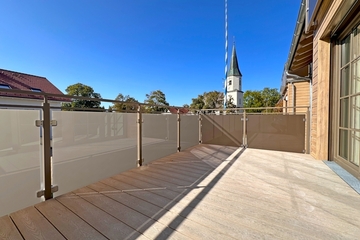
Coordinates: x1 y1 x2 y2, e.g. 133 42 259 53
227 44 242 77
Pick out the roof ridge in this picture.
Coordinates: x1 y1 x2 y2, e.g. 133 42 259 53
0 68 47 79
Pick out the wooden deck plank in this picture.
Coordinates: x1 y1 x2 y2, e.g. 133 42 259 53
110 174 187 201
87 181 120 193
120 169 186 192
0 215 23 240
112 174 158 190
127 167 191 186
100 177 140 191
35 199 107 240
56 194 143 240
150 161 212 176
9 206 65 240
149 160 207 175
77 192 187 239
144 164 205 183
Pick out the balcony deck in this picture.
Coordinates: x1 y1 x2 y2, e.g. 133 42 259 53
1 144 360 239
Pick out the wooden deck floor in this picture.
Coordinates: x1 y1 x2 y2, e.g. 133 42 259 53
1 144 360 239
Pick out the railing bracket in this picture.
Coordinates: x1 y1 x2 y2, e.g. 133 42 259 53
35 120 43 127
35 120 57 127
36 185 59 198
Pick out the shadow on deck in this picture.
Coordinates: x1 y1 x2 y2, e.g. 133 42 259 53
1 144 360 239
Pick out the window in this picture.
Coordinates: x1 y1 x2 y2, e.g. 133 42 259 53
0 84 11 89
337 23 360 166
30 88 42 92
229 80 232 85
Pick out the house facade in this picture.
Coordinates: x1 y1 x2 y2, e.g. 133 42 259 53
284 0 360 179
0 69 66 108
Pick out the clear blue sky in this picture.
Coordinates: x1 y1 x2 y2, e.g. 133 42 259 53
0 0 300 107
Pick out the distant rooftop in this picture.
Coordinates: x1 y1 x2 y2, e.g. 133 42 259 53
0 69 67 101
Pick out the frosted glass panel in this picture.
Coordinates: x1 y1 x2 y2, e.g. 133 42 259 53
201 114 243 147
247 115 305 153
180 115 199 150
52 111 137 196
142 114 177 164
0 109 41 217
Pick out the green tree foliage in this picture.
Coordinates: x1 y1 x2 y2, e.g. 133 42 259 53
112 93 138 112
225 95 236 109
190 94 205 110
243 88 281 113
190 91 224 112
204 91 224 109
225 95 237 113
62 83 102 110
144 90 169 112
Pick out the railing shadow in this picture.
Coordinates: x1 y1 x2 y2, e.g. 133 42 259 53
64 145 245 239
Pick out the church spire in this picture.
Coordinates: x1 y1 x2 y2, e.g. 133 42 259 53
227 43 242 77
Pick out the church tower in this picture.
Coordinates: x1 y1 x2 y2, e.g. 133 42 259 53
226 43 243 108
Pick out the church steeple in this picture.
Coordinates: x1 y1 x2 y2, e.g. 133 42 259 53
227 44 242 77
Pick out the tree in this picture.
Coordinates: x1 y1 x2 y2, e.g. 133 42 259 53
190 91 224 112
190 94 205 110
183 104 190 108
243 88 281 113
112 93 138 112
225 95 236 109
144 90 169 112
262 88 282 108
203 91 224 109
62 83 102 110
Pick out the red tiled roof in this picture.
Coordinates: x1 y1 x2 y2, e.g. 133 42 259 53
168 107 190 114
0 69 68 101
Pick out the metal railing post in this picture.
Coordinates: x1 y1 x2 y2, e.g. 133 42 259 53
198 112 202 144
177 109 181 152
137 105 143 166
42 96 52 200
306 107 311 154
242 110 247 147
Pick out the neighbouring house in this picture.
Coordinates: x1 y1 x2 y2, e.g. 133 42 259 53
0 68 67 108
283 0 360 179
167 107 190 114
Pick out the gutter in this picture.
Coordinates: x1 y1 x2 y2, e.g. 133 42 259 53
286 0 306 70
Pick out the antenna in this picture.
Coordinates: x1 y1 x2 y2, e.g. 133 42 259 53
224 0 228 109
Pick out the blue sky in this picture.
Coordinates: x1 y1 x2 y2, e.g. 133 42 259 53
0 0 300 107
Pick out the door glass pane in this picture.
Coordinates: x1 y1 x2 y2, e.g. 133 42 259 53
353 60 360 94
350 131 360 166
340 98 349 128
351 95 360 129
339 129 349 160
341 66 350 97
353 26 360 60
341 35 350 66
